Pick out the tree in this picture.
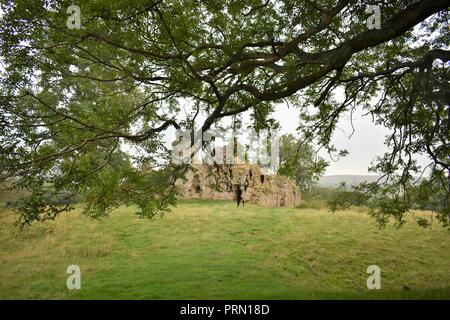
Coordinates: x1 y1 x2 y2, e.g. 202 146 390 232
278 134 328 195
0 0 448 227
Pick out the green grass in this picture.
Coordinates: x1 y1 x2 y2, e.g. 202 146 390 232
0 200 449 299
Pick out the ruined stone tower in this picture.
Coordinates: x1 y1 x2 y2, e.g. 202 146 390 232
176 163 300 207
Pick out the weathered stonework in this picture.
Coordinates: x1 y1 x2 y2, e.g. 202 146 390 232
177 164 300 207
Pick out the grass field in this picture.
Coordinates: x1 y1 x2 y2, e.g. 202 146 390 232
0 200 449 299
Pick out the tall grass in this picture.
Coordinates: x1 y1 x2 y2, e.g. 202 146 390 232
0 200 449 299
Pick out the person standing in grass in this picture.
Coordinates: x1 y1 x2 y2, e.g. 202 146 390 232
236 185 244 207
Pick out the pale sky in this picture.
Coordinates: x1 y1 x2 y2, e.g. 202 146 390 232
155 102 425 177
273 104 430 176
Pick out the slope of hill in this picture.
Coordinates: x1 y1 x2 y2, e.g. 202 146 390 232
318 175 383 188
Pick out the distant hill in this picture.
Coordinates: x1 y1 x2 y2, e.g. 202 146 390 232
318 175 383 188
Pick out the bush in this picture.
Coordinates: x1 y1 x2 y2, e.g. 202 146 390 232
297 187 368 212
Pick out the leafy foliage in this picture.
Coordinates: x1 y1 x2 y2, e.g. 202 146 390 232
0 0 448 227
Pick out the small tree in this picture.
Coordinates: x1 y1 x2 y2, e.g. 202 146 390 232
278 134 328 195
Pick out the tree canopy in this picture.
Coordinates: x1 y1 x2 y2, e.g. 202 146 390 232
0 0 448 228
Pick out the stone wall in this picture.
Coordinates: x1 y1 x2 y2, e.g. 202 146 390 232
176 164 300 207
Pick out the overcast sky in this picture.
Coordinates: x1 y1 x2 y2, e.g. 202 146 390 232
155 102 430 177
273 104 430 176
274 105 386 176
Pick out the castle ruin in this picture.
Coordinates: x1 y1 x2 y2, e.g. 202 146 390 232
177 163 300 207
